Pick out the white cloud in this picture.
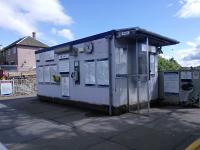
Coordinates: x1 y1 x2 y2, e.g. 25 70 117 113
51 28 75 41
173 36 200 67
176 0 200 18
159 53 172 59
0 0 73 36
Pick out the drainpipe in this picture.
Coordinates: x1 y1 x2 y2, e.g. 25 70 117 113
136 39 140 113
146 37 150 114
107 35 113 116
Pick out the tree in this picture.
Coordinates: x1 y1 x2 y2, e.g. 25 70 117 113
158 55 181 71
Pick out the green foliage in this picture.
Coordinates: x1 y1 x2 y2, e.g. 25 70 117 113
158 55 181 71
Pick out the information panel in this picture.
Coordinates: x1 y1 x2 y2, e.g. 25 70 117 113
164 72 179 94
0 81 13 95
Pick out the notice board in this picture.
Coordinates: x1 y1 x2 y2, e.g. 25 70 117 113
0 81 13 95
164 72 179 94
61 76 69 96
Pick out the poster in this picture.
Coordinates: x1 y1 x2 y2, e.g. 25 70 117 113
181 71 192 79
164 72 179 94
1 81 13 95
58 59 69 73
61 76 69 96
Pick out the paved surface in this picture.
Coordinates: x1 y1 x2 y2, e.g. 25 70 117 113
0 97 200 150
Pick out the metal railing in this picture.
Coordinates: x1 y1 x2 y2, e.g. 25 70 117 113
13 78 37 95
0 78 36 96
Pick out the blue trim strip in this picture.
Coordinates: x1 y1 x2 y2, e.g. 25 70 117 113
35 30 115 54
59 58 69 61
60 72 69 75
165 92 179 96
46 59 54 62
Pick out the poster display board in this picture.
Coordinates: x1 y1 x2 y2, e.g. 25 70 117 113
84 61 95 85
44 66 51 82
164 72 179 94
58 59 69 73
50 65 57 83
96 60 109 85
44 51 54 61
38 67 44 82
0 81 13 95
181 71 192 79
61 76 69 96
115 48 127 75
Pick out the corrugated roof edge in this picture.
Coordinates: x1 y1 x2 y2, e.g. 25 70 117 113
134 27 179 45
35 30 115 54
35 27 179 54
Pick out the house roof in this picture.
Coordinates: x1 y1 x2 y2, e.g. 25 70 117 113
4 36 48 50
36 27 179 54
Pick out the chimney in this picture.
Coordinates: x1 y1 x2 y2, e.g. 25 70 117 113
32 32 36 39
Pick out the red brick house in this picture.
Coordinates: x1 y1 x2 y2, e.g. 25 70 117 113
0 33 48 71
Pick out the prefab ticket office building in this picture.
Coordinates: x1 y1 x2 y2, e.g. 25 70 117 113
35 27 179 114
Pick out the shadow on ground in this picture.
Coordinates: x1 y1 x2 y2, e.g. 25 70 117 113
0 97 200 150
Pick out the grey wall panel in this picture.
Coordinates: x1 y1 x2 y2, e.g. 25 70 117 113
36 38 110 105
37 84 61 98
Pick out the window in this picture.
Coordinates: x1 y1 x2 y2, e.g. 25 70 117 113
150 54 155 75
115 48 127 75
96 59 109 85
38 67 44 82
84 60 95 85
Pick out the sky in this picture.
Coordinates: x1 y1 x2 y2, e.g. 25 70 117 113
0 0 200 67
